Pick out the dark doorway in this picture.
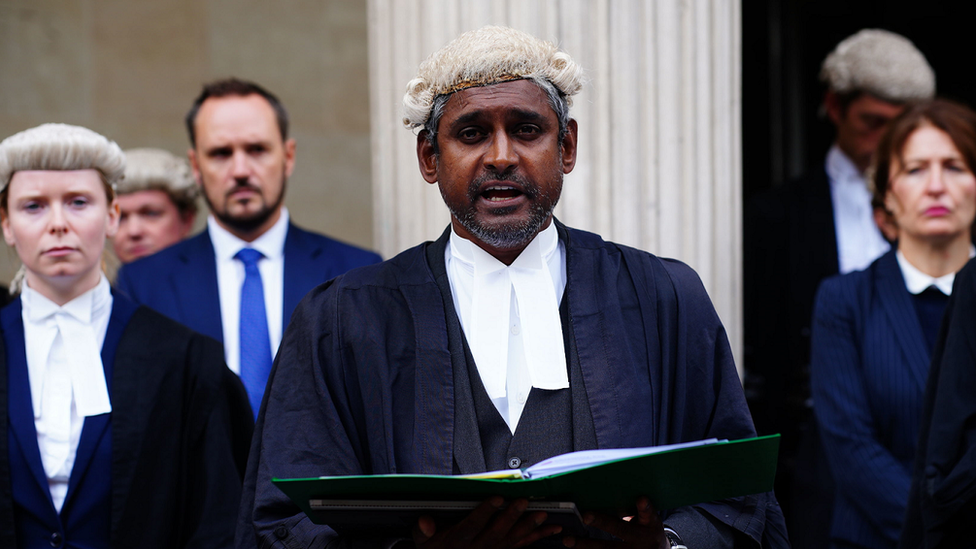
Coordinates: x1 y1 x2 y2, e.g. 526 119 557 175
743 0 970 199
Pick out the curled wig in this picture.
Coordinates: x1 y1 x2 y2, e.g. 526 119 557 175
402 26 584 130
0 123 125 196
118 148 198 216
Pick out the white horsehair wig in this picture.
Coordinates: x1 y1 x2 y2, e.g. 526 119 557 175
820 29 935 103
119 148 198 212
402 26 584 130
0 123 126 195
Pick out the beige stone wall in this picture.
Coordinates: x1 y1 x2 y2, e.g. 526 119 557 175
0 0 375 285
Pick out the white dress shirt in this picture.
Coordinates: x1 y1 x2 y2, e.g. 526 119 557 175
826 145 891 274
896 247 976 295
21 275 113 513
445 223 568 432
208 208 288 375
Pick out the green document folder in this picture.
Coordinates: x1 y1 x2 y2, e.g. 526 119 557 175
273 435 779 535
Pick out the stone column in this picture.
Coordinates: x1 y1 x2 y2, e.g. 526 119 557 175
368 0 743 364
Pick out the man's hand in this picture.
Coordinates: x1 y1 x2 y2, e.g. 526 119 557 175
561 497 668 549
413 496 563 549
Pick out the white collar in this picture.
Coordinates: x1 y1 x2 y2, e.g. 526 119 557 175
22 275 112 325
896 248 976 295
208 207 290 261
449 221 561 273
826 144 866 187
21 275 113 418
448 222 568 398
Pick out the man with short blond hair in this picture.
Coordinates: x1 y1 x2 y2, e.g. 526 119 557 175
112 148 199 264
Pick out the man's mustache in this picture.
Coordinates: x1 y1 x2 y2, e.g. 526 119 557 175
226 181 262 198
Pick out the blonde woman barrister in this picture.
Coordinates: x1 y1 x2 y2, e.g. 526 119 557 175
0 124 251 549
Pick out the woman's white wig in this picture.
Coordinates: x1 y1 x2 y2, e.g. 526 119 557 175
119 148 198 208
0 123 126 194
402 26 584 129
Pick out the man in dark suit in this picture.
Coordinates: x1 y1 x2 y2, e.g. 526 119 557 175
743 30 934 546
117 79 381 419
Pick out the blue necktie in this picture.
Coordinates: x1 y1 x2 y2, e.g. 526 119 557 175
236 248 273 420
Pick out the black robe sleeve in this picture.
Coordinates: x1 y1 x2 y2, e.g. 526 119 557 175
620 249 790 549
111 307 253 549
237 279 367 549
0 301 252 549
901 258 976 548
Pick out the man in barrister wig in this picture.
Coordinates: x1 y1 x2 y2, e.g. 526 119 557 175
239 26 788 549
111 147 200 264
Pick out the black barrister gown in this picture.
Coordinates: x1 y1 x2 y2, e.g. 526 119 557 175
238 222 789 548
901 257 976 548
0 293 253 548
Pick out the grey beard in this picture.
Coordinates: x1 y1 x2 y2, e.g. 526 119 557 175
452 200 555 250
445 171 561 250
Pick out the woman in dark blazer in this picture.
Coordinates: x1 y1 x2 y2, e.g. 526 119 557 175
811 99 976 549
0 124 252 548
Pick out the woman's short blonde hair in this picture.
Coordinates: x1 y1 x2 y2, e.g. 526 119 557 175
0 123 125 207
119 148 198 216
402 26 584 130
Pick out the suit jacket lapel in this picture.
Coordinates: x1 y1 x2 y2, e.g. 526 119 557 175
876 252 930 390
424 229 484 474
381 228 457 476
558 221 676 449
61 416 109 513
560 223 640 450
174 230 223 343
791 168 840 290
102 296 146 538
1 300 53 509
282 223 323 333
62 293 139 514
809 168 840 275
